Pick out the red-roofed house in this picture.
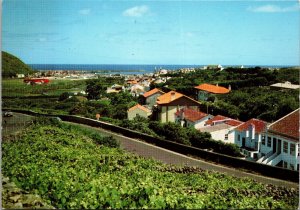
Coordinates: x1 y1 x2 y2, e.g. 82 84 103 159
257 109 299 171
195 83 230 101
234 119 267 159
200 115 243 144
175 108 213 129
127 104 152 120
142 88 165 107
155 91 202 123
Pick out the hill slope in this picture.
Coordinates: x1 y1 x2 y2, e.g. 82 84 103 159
2 51 34 77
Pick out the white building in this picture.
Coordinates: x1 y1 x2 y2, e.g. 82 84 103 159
175 108 213 129
257 109 299 171
200 115 243 144
234 119 268 160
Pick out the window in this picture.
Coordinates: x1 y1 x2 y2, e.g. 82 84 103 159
262 135 266 145
290 164 294 170
267 137 271 147
283 142 288 153
237 135 240 141
225 134 228 140
290 143 295 156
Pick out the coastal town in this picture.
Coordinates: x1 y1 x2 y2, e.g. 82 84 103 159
2 0 299 209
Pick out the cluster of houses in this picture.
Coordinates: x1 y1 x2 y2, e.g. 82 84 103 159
127 84 299 171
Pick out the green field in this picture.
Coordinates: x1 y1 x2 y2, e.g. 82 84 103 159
2 119 298 209
2 78 86 97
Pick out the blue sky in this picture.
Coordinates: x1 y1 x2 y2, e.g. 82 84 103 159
2 0 300 65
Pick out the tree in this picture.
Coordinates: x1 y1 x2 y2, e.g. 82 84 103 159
58 92 71 101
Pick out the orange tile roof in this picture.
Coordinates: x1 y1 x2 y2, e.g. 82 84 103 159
143 88 165 98
235 119 267 134
175 108 208 122
156 91 183 104
128 104 151 113
268 109 299 141
194 83 230 94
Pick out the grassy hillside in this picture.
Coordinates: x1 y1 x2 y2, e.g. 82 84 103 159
2 118 298 209
2 51 35 78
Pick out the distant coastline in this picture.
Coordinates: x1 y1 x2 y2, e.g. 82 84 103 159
29 64 297 75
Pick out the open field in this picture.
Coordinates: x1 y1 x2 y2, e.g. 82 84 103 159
2 78 86 97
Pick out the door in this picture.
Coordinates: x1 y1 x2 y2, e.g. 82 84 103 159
242 137 246 147
273 138 277 153
277 139 281 154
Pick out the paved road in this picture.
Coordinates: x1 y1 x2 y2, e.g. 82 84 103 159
66 122 298 189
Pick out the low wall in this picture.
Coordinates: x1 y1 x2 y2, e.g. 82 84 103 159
3 108 299 183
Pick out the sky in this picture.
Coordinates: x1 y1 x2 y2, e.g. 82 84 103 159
2 0 300 65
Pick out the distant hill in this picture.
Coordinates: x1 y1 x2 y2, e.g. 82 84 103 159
2 51 35 78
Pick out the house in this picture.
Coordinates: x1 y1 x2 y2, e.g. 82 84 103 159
204 115 242 127
130 84 145 97
17 73 25 78
106 84 124 94
127 104 152 120
175 108 213 129
200 115 243 144
257 109 299 171
142 88 165 108
270 81 300 90
23 78 50 85
156 91 202 123
194 83 230 101
234 119 268 160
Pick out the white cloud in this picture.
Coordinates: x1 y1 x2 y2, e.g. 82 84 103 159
123 5 149 17
79 9 91 15
248 4 300 13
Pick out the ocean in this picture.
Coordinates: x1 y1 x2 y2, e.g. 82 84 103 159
29 64 293 75
29 64 204 75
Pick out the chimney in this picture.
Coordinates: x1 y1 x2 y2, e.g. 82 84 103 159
216 83 219 87
228 85 231 91
171 91 176 101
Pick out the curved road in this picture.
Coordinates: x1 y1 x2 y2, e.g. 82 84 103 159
66 122 298 189
2 112 298 188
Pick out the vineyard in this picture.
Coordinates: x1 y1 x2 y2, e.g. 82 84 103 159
2 118 298 209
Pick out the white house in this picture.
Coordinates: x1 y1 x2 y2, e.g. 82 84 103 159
200 115 243 144
174 108 213 129
234 119 268 160
257 109 299 171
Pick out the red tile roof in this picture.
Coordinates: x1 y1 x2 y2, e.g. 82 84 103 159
143 88 164 98
226 119 243 126
235 119 267 134
175 108 208 122
195 83 230 94
205 115 243 126
128 104 151 113
205 115 228 125
268 109 299 140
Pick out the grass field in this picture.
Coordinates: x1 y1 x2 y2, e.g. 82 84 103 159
2 78 86 97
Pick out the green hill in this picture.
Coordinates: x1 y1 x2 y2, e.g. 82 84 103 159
2 51 35 78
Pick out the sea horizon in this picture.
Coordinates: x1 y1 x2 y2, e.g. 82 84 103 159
29 64 297 72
